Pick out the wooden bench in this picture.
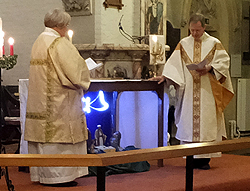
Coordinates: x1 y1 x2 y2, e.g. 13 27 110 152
1 137 250 191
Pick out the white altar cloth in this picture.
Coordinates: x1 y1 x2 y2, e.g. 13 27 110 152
19 79 29 154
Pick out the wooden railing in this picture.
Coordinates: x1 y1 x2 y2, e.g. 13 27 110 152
1 137 250 191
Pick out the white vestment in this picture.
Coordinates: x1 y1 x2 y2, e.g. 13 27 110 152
29 141 88 184
162 32 234 158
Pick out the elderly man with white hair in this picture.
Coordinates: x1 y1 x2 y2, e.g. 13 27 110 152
25 8 90 187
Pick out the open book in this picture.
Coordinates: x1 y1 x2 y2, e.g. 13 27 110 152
85 57 103 71
186 59 208 70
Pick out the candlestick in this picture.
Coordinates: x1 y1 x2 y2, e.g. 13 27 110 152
68 30 73 43
8 37 14 55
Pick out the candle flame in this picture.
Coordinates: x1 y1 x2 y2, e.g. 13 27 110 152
152 35 157 43
68 30 73 38
0 31 4 38
8 37 14 45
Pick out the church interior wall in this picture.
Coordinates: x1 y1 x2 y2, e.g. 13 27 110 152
93 0 139 45
1 0 140 85
0 0 64 85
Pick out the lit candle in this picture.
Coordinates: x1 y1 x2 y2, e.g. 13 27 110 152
0 18 2 33
0 18 2 57
68 30 73 43
8 37 14 55
1 31 5 56
152 35 158 53
2 43 4 56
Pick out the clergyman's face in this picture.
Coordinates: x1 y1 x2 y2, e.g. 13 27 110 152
189 21 206 41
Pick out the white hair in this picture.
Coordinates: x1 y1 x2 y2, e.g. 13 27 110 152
44 8 71 28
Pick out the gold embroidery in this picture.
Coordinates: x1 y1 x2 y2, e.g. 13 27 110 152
180 44 192 64
175 43 181 50
43 38 62 142
49 37 62 49
180 41 224 142
26 37 65 142
205 46 216 64
204 43 224 64
179 41 201 141
215 42 224 50
30 59 48 66
194 40 201 64
192 40 201 142
26 112 47 120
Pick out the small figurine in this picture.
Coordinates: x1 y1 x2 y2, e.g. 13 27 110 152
94 125 107 146
110 131 122 151
87 128 95 154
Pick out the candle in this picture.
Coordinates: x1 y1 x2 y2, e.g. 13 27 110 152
1 31 5 56
8 37 14 55
0 18 2 33
68 30 73 43
152 35 158 53
152 35 157 42
2 44 4 56
0 18 2 57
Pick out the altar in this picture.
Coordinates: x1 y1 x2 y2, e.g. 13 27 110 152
19 79 169 161
88 79 168 150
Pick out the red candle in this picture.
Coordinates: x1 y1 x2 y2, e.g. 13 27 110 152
10 45 13 55
8 37 14 55
0 31 4 57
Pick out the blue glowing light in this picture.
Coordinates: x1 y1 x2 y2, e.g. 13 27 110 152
81 90 109 113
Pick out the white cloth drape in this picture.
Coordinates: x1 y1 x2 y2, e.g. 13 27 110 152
19 79 29 154
117 90 169 149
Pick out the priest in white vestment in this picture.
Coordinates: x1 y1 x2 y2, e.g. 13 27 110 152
24 9 90 186
153 13 234 169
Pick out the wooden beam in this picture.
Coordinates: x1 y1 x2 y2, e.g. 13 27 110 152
0 154 103 167
0 138 250 167
99 137 250 166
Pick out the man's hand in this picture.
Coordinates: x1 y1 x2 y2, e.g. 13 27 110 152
149 75 167 84
196 65 212 76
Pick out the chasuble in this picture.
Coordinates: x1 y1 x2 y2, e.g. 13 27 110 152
162 32 234 144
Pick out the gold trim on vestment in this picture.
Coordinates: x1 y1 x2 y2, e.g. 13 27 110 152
26 112 47 120
26 37 62 142
205 43 234 113
175 43 181 50
30 59 48 66
180 42 231 142
192 40 202 142
208 73 234 113
180 44 192 64
45 37 61 142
